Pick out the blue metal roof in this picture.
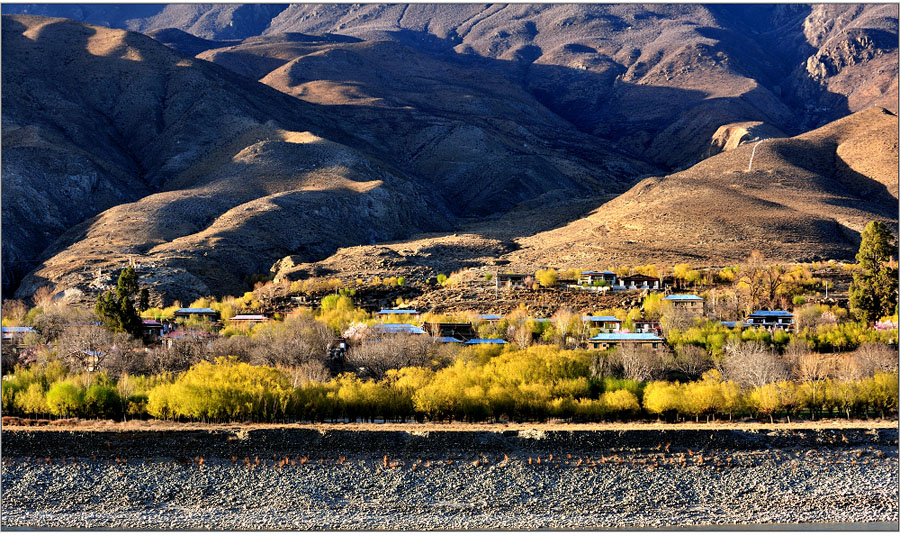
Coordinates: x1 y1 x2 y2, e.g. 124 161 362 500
533 318 551 323
588 333 663 341
583 315 621 322
174 308 217 315
664 294 703 301
2 326 37 333
581 270 616 275
436 336 464 343
465 338 507 345
748 310 794 317
373 323 426 334
474 314 502 320
376 309 419 315
720 321 750 328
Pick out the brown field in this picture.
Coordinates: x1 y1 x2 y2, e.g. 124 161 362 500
3 416 896 433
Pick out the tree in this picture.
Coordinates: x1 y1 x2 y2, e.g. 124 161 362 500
139 288 150 312
849 221 899 323
58 325 118 372
95 266 143 338
535 269 559 288
721 340 787 389
737 250 789 312
46 381 83 417
673 345 712 379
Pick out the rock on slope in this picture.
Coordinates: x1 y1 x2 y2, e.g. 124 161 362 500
509 107 899 268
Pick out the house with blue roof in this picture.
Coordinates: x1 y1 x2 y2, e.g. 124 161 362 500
746 310 795 331
373 323 426 335
376 308 420 316
663 294 704 315
474 314 502 321
465 338 507 345
2 326 38 348
173 307 219 320
578 270 617 286
582 315 621 333
587 332 665 351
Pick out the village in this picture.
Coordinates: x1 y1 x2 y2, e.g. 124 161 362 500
2 241 897 427
4 267 804 370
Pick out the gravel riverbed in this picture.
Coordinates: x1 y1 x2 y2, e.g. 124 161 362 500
2 428 897 530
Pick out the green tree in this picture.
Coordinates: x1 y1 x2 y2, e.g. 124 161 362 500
849 221 899 323
139 288 150 312
95 266 143 338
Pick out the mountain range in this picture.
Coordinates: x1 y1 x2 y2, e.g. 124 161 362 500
1 4 897 304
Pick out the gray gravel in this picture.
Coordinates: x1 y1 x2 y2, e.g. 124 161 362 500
2 441 897 530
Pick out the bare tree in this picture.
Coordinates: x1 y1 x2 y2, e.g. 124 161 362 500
103 335 149 377
552 308 578 347
609 345 667 381
674 345 712 379
847 343 898 380
1 299 27 324
57 325 118 372
32 286 55 310
738 251 788 311
146 337 205 374
346 334 442 379
288 359 330 387
783 339 811 373
721 340 788 389
250 316 331 368
793 353 834 382
513 325 533 349
206 336 255 363
660 304 695 334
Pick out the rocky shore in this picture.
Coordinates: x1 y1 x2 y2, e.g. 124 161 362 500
2 427 897 530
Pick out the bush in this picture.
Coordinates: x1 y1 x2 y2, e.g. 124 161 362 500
535 269 559 287
46 381 83 417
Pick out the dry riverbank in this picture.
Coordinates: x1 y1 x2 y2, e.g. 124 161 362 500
2 426 897 530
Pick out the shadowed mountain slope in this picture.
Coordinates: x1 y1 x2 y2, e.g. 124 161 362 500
1 15 646 303
198 36 650 215
4 4 896 169
1 15 450 302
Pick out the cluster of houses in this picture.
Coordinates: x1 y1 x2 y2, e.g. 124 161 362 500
495 270 661 291
3 275 799 373
367 301 796 352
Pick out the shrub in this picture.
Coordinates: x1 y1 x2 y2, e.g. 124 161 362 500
535 269 559 287
46 381 83 417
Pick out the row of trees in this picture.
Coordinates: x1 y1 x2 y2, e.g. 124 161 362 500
3 346 897 423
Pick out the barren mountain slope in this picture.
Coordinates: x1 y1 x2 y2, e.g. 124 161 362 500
5 4 896 169
262 3 897 167
1 15 450 302
2 15 649 304
508 107 899 268
198 36 650 213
